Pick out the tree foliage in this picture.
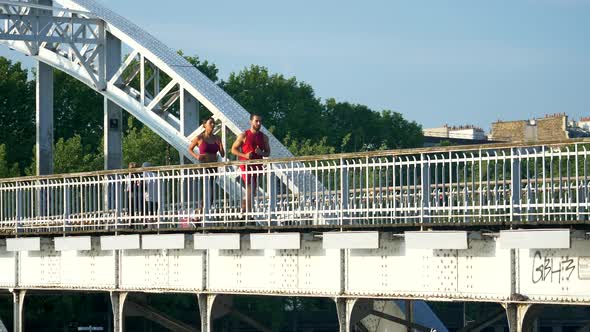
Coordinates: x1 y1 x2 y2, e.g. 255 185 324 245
283 133 335 156
0 53 422 176
0 57 35 169
221 65 423 154
178 50 219 83
53 70 103 149
123 117 179 166
220 65 326 143
0 144 20 178
53 135 103 174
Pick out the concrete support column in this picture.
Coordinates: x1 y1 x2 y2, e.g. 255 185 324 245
335 298 359 332
505 303 534 332
12 290 25 332
104 31 123 170
197 294 213 332
180 88 199 164
198 294 235 332
110 291 127 332
36 61 53 176
404 300 413 332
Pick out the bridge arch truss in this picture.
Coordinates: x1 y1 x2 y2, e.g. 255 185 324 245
0 0 294 168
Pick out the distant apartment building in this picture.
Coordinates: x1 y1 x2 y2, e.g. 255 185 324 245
423 125 489 146
490 113 590 143
569 116 590 133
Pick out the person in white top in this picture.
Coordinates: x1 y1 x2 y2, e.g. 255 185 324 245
142 162 158 218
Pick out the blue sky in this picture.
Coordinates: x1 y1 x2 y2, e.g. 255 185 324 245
2 0 589 132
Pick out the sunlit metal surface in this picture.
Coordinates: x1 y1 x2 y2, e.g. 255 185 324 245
0 140 589 234
0 0 320 201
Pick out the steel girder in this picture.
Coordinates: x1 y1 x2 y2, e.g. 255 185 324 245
0 0 322 195
0 0 296 162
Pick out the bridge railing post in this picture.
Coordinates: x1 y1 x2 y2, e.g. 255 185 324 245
340 158 349 226
578 144 587 221
202 168 211 226
63 178 71 233
420 153 431 226
391 156 397 224
156 170 162 230
511 148 522 222
15 182 23 234
267 163 277 226
103 174 121 231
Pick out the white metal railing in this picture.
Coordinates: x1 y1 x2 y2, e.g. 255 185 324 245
1 140 590 234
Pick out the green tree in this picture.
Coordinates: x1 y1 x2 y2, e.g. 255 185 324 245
379 110 423 149
178 50 219 83
53 71 103 149
24 136 103 175
323 98 382 152
323 99 423 152
53 135 103 173
0 144 20 178
283 133 335 156
123 118 179 166
0 57 35 171
220 65 326 144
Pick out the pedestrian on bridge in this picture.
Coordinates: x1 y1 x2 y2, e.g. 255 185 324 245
188 117 225 222
126 162 143 227
188 117 225 164
231 114 271 217
142 162 159 226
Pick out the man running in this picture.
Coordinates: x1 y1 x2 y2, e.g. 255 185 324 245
231 114 271 215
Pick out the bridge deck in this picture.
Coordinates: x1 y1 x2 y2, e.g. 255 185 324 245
1 139 590 235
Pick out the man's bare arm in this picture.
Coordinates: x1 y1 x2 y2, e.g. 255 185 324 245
231 133 248 159
257 134 271 157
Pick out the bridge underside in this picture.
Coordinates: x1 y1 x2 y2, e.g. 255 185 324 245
1 229 589 331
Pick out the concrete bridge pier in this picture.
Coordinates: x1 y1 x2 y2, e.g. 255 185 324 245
505 303 538 332
198 294 237 332
36 60 54 176
336 298 371 332
110 291 128 332
197 294 212 332
11 290 25 332
336 298 437 332
104 31 123 170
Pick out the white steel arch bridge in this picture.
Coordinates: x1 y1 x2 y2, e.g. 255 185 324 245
0 0 294 170
2 1 590 332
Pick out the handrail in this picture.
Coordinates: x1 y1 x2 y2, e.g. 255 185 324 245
1 138 588 184
1 139 589 234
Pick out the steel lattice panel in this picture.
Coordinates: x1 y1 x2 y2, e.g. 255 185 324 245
457 239 511 300
119 238 204 292
19 238 61 287
207 237 341 295
346 237 511 301
58 239 116 289
19 238 116 289
0 239 15 288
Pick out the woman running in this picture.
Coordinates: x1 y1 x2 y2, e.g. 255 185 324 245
188 117 225 222
188 117 225 164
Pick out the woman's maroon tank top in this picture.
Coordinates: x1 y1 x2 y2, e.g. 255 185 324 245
198 139 219 154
